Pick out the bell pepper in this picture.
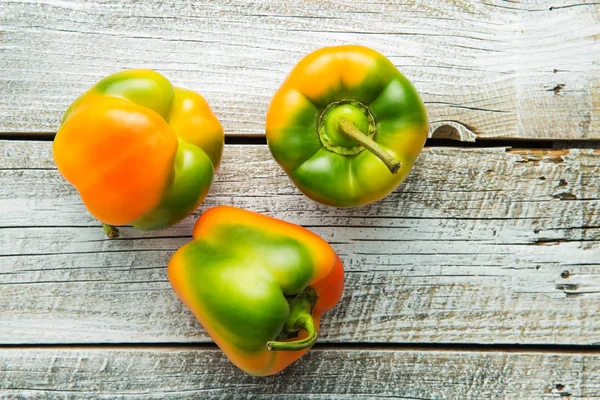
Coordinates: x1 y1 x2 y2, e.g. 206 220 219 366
266 45 428 207
53 69 223 236
168 206 344 376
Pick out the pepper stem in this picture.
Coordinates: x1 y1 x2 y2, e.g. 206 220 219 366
338 118 401 174
267 288 318 352
102 223 120 239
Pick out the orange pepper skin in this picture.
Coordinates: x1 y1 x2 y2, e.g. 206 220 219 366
168 206 344 376
266 45 428 207
53 70 223 229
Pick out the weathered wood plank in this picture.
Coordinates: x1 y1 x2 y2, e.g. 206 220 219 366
1 347 598 399
1 0 599 139
1 141 599 345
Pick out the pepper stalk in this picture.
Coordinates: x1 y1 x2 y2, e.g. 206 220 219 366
338 118 401 174
267 287 318 351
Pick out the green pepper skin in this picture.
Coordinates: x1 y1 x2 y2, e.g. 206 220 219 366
55 69 224 231
132 140 214 230
266 45 428 207
168 206 345 376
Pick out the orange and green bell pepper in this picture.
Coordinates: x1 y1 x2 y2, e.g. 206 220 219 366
168 206 344 376
53 69 223 236
266 45 428 207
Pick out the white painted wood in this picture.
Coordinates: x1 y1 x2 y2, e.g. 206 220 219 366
1 141 599 345
1 0 599 139
0 347 598 399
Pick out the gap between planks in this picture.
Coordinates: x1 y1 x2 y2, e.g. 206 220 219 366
1 131 600 150
2 342 600 355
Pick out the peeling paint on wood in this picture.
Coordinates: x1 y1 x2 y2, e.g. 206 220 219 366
1 141 598 345
0 0 599 139
2 0 600 397
0 347 599 399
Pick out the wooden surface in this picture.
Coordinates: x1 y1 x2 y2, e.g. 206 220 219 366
1 0 600 398
2 141 600 346
1 0 600 139
1 347 599 399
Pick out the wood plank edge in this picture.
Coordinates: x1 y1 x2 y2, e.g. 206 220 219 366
2 343 600 355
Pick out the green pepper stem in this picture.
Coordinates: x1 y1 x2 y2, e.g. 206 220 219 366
102 223 120 239
267 288 318 352
266 313 317 351
338 118 401 174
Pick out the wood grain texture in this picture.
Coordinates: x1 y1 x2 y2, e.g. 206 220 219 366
1 347 599 399
1 141 599 345
1 0 599 139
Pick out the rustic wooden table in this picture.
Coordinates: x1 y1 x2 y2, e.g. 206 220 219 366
1 1 599 398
